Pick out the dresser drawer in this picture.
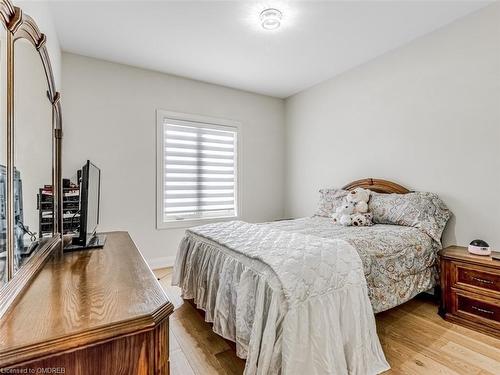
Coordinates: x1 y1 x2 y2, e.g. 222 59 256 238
452 262 500 297
451 290 500 329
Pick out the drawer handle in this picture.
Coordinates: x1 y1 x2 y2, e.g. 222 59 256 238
472 277 494 285
471 306 494 315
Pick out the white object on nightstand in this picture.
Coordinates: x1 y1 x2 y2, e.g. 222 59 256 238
468 239 491 256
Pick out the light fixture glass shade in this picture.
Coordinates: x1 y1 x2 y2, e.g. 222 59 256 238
260 8 282 30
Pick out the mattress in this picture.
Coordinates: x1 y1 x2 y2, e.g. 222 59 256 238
265 217 439 312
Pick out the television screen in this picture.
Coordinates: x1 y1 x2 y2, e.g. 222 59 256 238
79 161 100 245
86 163 100 241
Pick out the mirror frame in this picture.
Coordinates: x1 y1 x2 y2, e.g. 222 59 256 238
0 0 62 318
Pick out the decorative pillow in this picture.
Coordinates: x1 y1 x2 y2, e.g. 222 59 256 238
315 189 348 217
369 191 451 243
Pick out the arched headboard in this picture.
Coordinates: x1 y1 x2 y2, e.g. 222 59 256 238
343 178 410 194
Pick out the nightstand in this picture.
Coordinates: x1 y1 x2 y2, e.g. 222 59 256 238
439 246 500 338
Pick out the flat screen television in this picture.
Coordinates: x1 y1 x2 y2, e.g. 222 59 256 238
71 160 105 248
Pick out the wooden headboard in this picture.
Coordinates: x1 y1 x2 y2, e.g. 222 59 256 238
343 178 410 194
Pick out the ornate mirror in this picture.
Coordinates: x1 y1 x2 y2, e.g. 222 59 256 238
13 37 53 273
0 10 7 289
0 0 62 317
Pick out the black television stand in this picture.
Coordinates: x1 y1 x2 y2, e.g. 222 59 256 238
64 233 107 252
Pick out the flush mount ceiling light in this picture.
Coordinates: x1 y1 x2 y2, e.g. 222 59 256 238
260 8 282 30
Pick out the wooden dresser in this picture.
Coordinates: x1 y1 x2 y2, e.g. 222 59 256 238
439 246 500 338
0 232 174 374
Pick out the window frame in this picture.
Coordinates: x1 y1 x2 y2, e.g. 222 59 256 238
156 109 242 230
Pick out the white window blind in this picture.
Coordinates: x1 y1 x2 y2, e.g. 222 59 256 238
159 117 239 224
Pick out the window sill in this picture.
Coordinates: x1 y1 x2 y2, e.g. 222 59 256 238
156 216 238 230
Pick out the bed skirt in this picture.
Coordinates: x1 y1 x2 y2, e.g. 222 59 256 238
173 232 390 375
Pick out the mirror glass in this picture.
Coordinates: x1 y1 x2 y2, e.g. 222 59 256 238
0 24 7 288
13 38 52 275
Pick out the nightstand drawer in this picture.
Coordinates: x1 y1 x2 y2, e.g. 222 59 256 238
454 293 500 325
452 263 500 297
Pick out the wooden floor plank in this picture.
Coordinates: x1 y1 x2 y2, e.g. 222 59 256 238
381 336 461 375
398 298 500 350
170 302 236 374
153 268 172 280
153 267 500 375
170 328 180 352
170 347 196 375
214 349 246 375
440 342 500 375
386 304 500 363
379 314 485 375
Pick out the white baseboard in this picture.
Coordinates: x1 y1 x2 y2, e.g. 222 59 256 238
147 256 176 270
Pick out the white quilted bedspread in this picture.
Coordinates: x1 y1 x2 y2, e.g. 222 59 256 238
192 221 363 307
173 221 389 375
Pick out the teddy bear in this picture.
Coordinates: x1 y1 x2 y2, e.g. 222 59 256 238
332 201 356 226
346 187 370 214
331 188 372 226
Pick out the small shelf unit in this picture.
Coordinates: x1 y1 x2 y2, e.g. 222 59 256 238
38 186 80 237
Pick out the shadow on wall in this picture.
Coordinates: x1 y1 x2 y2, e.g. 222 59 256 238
442 214 456 248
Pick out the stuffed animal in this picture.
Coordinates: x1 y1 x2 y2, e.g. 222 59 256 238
331 201 355 225
351 212 374 227
346 188 370 214
331 188 373 226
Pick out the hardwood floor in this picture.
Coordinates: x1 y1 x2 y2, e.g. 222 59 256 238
154 268 500 375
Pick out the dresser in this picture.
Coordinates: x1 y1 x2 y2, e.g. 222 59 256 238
439 246 500 338
0 232 174 374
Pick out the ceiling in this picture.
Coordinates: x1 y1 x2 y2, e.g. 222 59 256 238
48 1 491 98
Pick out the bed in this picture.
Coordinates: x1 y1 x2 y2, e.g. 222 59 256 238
172 178 451 375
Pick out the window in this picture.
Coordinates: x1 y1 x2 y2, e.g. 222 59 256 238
156 110 240 228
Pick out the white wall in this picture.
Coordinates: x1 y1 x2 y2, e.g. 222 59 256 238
61 53 285 267
16 1 61 88
285 4 500 248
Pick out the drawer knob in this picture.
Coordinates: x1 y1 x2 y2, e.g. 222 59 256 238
472 276 494 285
471 305 494 315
